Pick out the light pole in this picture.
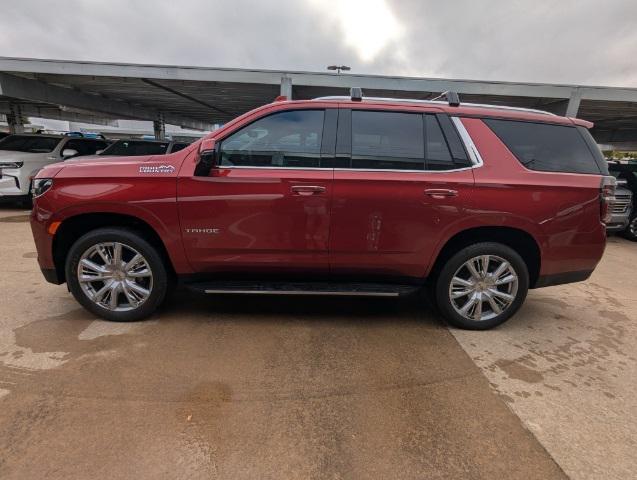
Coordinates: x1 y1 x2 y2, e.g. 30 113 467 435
327 65 351 74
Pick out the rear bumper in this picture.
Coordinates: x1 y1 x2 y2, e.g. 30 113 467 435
533 269 593 289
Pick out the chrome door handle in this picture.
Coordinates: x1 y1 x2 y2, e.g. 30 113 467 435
291 185 326 195
424 188 458 198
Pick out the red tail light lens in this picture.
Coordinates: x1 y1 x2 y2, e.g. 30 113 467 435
600 176 616 224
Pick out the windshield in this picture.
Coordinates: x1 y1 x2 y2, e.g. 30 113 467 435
100 140 169 156
0 135 60 153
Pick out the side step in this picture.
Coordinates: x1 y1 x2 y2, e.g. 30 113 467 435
186 281 419 297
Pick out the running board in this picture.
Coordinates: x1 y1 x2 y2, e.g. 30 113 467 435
186 281 419 297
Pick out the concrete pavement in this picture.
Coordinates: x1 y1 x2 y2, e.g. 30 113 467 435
0 205 634 479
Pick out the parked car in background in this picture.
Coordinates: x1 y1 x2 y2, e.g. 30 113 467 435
0 133 108 205
608 160 637 240
30 90 613 330
0 132 9 141
72 139 192 160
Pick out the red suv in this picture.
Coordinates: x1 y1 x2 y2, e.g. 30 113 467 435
30 90 613 329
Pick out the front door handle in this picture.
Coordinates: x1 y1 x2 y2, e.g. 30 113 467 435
291 185 326 196
424 188 458 199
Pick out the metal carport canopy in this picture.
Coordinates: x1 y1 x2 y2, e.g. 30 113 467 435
1 56 637 144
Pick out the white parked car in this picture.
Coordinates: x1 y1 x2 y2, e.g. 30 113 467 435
0 134 109 205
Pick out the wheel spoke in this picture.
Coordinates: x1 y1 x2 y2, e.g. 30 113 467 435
472 295 483 320
451 276 473 288
495 274 516 285
79 273 112 283
95 244 111 264
113 243 123 265
121 282 139 307
479 255 490 276
487 288 514 303
459 294 478 315
125 253 143 271
125 280 150 299
484 291 502 315
80 258 108 274
466 261 481 280
92 282 112 302
492 260 510 279
109 283 120 309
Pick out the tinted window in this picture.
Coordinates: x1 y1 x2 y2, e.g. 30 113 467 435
0 135 60 153
65 139 108 157
485 119 602 174
220 110 324 168
100 140 169 156
351 111 424 170
425 115 454 170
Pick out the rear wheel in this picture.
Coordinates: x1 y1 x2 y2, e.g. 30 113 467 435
435 242 529 330
65 228 168 321
622 214 637 242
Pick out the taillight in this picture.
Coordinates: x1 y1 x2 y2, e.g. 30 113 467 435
600 176 616 224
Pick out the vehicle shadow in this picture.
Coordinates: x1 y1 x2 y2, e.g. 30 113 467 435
162 288 441 327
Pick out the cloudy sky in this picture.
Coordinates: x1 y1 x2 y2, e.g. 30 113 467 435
0 0 636 87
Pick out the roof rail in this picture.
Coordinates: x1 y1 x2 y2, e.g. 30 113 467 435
312 95 556 116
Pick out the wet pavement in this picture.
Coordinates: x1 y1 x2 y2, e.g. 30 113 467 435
0 205 633 479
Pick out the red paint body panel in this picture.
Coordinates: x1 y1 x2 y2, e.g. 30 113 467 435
460 117 606 276
30 98 607 289
177 167 332 274
330 168 474 278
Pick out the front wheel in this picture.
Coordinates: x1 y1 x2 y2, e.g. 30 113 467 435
65 228 168 321
435 242 529 330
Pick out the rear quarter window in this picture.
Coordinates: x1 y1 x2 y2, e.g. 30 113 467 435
484 119 603 175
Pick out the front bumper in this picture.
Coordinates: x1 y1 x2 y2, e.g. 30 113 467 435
0 170 27 197
40 267 63 284
605 212 631 232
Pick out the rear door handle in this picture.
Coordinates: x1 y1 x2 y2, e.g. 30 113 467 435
424 188 458 198
291 185 326 196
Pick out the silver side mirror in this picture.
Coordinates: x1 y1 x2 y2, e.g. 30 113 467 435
62 148 79 159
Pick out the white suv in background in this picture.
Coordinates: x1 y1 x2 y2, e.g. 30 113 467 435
0 134 108 205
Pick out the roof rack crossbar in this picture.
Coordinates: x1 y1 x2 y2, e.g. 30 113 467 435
430 90 460 107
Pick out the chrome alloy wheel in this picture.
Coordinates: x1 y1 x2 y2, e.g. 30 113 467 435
77 242 153 312
629 217 637 237
448 255 519 322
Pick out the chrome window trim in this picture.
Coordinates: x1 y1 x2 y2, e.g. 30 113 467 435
215 115 484 174
217 165 478 174
451 116 484 167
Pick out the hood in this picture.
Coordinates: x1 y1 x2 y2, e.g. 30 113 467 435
0 150 54 162
64 154 156 167
54 154 181 179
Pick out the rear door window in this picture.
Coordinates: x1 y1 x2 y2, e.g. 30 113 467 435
351 110 425 170
485 119 602 174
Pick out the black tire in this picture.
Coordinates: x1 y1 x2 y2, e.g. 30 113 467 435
65 227 168 322
622 214 637 242
435 242 529 330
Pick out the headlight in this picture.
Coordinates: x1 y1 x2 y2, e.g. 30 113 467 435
32 178 53 197
0 161 24 169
